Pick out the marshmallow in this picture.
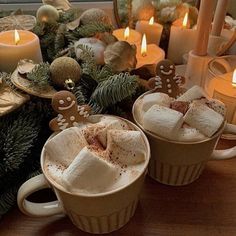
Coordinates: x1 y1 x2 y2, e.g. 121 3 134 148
176 125 206 142
142 92 172 112
62 146 119 193
206 99 226 117
45 127 88 167
106 130 146 165
184 102 224 137
177 85 207 102
85 116 129 147
143 104 184 139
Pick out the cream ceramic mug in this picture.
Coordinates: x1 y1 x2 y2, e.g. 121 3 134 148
17 115 150 234
132 91 236 186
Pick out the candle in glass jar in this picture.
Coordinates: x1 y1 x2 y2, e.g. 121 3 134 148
113 27 141 48
0 30 42 73
167 13 197 64
135 17 163 45
136 34 165 69
207 69 236 124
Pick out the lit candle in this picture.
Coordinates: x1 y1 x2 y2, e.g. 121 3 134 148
207 69 236 124
135 16 163 45
113 27 141 48
0 30 42 73
136 34 165 69
167 12 197 64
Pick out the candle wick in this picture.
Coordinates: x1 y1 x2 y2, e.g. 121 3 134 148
141 52 147 57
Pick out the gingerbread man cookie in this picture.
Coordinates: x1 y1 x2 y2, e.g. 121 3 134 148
147 59 185 98
49 91 91 132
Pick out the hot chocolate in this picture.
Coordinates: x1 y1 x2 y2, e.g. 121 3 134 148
44 116 148 194
135 85 226 142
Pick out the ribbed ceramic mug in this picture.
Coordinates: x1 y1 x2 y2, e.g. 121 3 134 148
132 91 236 186
17 115 150 234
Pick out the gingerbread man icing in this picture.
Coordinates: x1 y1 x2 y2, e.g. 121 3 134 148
147 59 185 98
49 91 91 132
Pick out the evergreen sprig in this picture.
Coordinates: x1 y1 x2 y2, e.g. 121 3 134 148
77 45 113 82
72 22 113 39
54 24 67 52
27 62 51 89
90 73 138 108
58 8 81 24
33 22 60 62
0 100 52 216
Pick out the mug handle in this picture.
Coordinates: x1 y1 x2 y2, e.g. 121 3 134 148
211 123 236 160
17 174 64 217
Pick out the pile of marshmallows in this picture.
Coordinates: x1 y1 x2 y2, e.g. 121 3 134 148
139 86 226 141
45 116 146 194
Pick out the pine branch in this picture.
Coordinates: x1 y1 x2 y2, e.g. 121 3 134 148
77 45 113 82
0 169 41 216
0 98 52 216
27 62 51 89
88 101 104 114
33 22 60 62
0 186 18 216
90 73 138 108
3 112 41 172
54 24 67 52
71 22 113 39
59 8 81 24
96 64 114 82
72 74 98 104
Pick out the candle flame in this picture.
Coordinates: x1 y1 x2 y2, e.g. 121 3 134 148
232 69 236 87
149 16 154 25
182 12 188 28
124 27 130 40
141 34 147 57
14 30 20 45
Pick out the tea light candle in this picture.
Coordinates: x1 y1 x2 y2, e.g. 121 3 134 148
207 69 236 124
167 13 197 64
113 27 141 48
0 30 42 73
136 34 165 69
135 17 163 45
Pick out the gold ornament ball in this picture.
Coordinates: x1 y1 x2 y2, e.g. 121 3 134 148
50 57 81 88
36 4 59 23
79 8 111 25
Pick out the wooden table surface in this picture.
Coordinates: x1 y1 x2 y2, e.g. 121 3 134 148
1 139 236 236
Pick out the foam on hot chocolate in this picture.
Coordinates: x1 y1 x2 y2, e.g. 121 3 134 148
44 116 147 194
135 86 225 141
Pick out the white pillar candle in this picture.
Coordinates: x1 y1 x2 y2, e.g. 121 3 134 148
207 70 236 124
135 17 163 45
193 0 215 56
211 0 229 36
0 30 42 73
167 13 197 65
112 27 141 48
136 34 165 69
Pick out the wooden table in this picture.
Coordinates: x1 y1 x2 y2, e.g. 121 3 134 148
1 139 236 236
